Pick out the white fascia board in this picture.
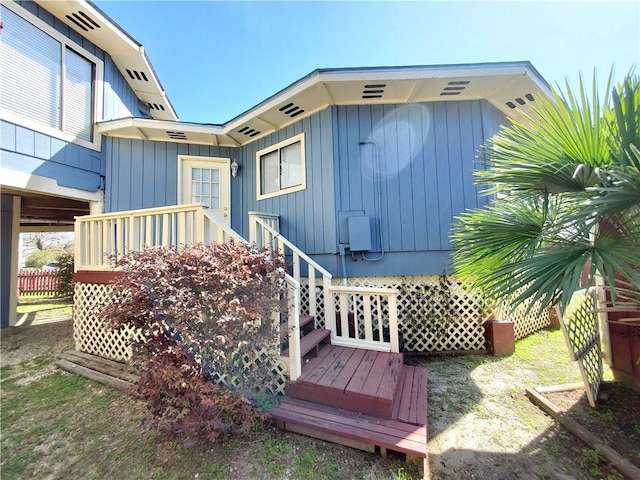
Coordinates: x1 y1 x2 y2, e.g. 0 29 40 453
97 118 224 136
224 72 322 132
1 167 104 202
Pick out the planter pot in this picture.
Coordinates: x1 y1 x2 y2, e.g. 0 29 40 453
484 319 515 356
548 307 561 328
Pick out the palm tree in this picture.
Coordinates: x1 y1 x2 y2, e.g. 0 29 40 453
452 73 640 317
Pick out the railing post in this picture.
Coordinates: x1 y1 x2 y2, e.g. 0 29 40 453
74 219 81 272
388 294 400 353
288 278 302 381
324 277 333 334
248 212 257 244
308 265 316 318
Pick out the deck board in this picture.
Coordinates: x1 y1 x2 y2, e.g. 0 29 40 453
315 346 357 389
330 348 366 392
271 397 427 457
298 345 338 385
344 350 378 397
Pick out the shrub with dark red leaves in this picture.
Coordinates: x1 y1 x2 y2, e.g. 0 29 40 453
102 241 287 442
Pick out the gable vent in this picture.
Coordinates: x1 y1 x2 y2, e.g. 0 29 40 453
65 11 101 32
126 69 149 82
238 126 262 137
148 103 166 111
506 93 535 109
166 131 187 140
440 80 470 96
362 84 386 99
278 102 305 118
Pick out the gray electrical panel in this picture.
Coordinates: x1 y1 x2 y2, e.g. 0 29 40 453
347 215 372 252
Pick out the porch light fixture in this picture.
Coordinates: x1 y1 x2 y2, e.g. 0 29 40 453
231 159 239 177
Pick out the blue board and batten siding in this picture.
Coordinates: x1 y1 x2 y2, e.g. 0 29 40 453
103 100 506 278
333 100 506 276
104 108 336 254
104 138 237 214
1 1 139 194
239 108 337 255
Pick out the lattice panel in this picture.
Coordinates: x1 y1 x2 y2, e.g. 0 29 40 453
498 292 551 340
331 276 486 352
299 282 326 328
74 282 142 361
75 282 288 393
561 288 602 407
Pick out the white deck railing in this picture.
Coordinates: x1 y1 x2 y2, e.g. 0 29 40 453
248 212 399 353
74 204 242 270
75 204 304 380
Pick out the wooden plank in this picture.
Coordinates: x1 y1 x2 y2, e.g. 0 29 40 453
358 352 389 400
416 367 428 426
376 354 404 402
276 399 427 444
270 404 426 456
56 359 133 392
330 348 366 392
298 344 341 386
284 422 376 453
344 350 377 396
59 351 139 384
281 328 330 359
280 397 425 435
315 347 357 390
279 315 314 339
396 366 416 424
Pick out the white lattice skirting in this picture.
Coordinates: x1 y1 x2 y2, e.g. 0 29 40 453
74 282 288 394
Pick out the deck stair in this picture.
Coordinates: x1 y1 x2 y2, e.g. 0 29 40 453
279 315 332 371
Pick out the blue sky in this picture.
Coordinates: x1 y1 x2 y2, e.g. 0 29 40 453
94 1 640 124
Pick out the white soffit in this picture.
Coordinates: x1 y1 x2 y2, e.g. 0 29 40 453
34 0 178 121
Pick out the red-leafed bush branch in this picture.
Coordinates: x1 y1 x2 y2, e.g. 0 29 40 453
102 242 287 442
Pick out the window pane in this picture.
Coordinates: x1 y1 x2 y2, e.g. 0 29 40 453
260 151 279 195
0 6 61 130
192 168 201 181
280 141 302 189
64 48 93 141
202 169 210 182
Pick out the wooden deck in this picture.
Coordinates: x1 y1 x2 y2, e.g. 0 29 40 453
270 345 428 468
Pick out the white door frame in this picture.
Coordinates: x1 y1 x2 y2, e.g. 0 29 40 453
177 155 231 223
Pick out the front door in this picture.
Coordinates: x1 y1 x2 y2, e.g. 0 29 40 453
179 156 231 225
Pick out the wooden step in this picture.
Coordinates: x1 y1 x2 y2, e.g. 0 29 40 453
280 315 314 339
281 328 331 359
270 397 427 458
285 347 405 418
391 365 428 426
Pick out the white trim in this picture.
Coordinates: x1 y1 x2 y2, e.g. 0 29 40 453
0 167 104 203
256 133 306 201
1 1 104 150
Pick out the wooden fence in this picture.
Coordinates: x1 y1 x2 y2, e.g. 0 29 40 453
18 269 61 296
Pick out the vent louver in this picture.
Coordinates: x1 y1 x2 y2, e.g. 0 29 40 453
148 103 166 111
506 93 535 109
65 11 101 31
362 84 386 99
238 126 261 137
279 102 305 118
126 69 149 82
166 131 187 140
440 80 470 96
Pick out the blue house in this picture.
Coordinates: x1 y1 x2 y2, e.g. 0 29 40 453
0 0 551 331
2 0 557 465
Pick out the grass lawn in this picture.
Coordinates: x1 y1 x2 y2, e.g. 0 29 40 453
1 321 636 480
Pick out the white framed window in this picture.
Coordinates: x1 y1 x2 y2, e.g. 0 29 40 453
256 133 306 200
0 2 103 150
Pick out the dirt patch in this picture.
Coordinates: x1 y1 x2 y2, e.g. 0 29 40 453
1 318 73 367
408 329 638 479
543 382 640 469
